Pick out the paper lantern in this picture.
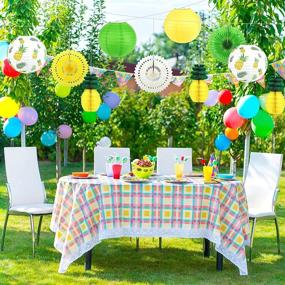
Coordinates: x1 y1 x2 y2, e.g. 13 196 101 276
97 136 111 147
204 90 219 107
51 50 89 87
99 22 137 58
55 83 71 98
237 95 260 119
223 107 245 129
215 134 231 151
134 55 172 93
0 40 9 61
2 59 21 78
41 130 57 147
251 110 274 138
208 26 245 64
259 94 268 111
7 36 46 73
82 111 97 123
0 97 20 118
189 64 208 102
164 9 201 43
3 117 22 138
218 89 232 105
58 124 72 139
228 45 268 83
97 103 111 121
81 89 101 112
18 106 38 126
103 92 120 109
225 128 239 141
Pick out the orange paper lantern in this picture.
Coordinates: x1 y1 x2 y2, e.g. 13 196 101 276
225 128 239 140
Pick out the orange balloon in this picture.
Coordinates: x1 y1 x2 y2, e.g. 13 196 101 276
225 128 239 140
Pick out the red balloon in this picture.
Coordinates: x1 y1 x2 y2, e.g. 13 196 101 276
223 107 246 129
218 89 232 105
2 59 20 78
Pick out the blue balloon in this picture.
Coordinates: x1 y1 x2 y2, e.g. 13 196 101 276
215 134 231 151
41 130 57 147
0 41 9 61
237 95 260 119
3 117 22 138
97 103 111 121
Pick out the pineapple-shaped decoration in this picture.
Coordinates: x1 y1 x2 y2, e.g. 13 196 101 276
189 64 208 103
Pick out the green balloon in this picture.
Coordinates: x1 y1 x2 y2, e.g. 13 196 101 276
251 109 274 138
82 111 97 123
99 22 137 58
55 83 71 98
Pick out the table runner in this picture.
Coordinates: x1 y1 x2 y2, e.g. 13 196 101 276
50 176 250 275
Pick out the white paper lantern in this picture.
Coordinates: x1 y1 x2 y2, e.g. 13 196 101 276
228 45 267 83
7 36 47 74
134 55 172 93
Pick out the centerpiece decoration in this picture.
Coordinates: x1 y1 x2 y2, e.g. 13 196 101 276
132 156 155 179
189 64 208 102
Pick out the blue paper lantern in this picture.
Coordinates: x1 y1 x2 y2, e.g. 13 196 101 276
237 95 260 119
103 92 120 109
97 103 111 121
0 41 9 61
214 134 231 151
41 130 57 147
3 117 22 138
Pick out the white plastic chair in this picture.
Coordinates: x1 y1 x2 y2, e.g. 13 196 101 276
244 152 283 261
94 147 130 175
157 147 193 175
1 147 53 256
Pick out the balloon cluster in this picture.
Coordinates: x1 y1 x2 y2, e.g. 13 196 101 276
41 124 72 147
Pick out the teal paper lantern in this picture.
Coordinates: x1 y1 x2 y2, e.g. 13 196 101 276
237 95 260 119
97 103 111 121
99 22 137 58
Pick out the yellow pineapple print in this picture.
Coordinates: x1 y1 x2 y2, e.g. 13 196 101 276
253 58 259 68
32 49 38 59
13 45 26 61
18 37 25 45
240 47 246 53
234 54 247 70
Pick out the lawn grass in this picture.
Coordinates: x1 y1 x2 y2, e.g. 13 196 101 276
0 161 284 285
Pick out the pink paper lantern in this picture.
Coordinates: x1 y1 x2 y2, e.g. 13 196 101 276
57 124 72 139
223 107 246 129
18 106 38 126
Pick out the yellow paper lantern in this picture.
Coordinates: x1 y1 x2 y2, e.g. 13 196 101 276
0 96 20 118
164 9 201 43
81 89 101 112
189 80 208 103
265 92 285 115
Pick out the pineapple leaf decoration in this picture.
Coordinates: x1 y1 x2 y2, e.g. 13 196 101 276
267 75 284 92
83 73 100 90
190 64 208 80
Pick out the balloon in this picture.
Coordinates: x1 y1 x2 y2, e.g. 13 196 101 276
237 95 260 119
57 124 72 139
204 90 219 107
41 130 57 147
225 128 239 140
215 134 231 151
0 97 20 118
2 59 21 78
103 92 120 109
259 94 268 111
97 136 111 147
218 89 232 105
3 117 22 138
223 107 246 129
82 111 97 123
251 110 274 138
97 103 111 121
0 41 9 61
18 106 38 126
55 83 71 98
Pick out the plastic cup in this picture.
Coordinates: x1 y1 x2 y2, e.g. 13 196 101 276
112 163 122 179
106 163 113 177
175 163 184 180
203 166 213 182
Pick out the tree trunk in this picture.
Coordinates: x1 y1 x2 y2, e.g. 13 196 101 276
64 139 68 167
243 131 251 181
168 135 173 147
56 139 62 181
82 147 86 172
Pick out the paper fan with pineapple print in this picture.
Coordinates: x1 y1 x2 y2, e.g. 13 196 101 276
7 36 47 74
51 50 89 87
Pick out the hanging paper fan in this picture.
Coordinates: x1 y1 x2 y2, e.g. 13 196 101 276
208 26 245 64
134 55 172 93
51 50 89 87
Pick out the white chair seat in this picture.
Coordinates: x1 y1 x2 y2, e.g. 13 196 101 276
10 203 53 215
248 208 276 218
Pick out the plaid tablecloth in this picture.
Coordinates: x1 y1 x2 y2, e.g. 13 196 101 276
50 176 250 275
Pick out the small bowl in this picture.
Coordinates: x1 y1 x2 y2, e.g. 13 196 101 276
72 172 89 178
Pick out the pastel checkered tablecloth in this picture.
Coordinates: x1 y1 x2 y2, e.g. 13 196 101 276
50 176 250 275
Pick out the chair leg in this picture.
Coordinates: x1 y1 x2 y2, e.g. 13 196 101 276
159 237 162 250
37 216 43 246
136 238 139 251
249 218 257 262
1 211 9 251
29 215 36 257
274 217 281 254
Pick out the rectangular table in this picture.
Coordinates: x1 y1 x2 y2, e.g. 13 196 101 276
50 176 250 275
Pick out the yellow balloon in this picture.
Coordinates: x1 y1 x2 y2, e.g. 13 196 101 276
189 80 208 103
81 89 101 112
164 9 202 43
0 97 20 118
265 91 285 115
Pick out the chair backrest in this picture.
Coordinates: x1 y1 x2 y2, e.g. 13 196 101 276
94 147 130 175
4 147 45 207
244 152 283 213
156 147 192 175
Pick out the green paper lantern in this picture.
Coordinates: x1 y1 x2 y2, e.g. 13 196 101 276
208 26 245 63
251 109 274 138
99 22 137 58
55 83 71 98
82 111 97 123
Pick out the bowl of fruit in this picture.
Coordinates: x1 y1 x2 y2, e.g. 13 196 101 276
132 156 155 179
